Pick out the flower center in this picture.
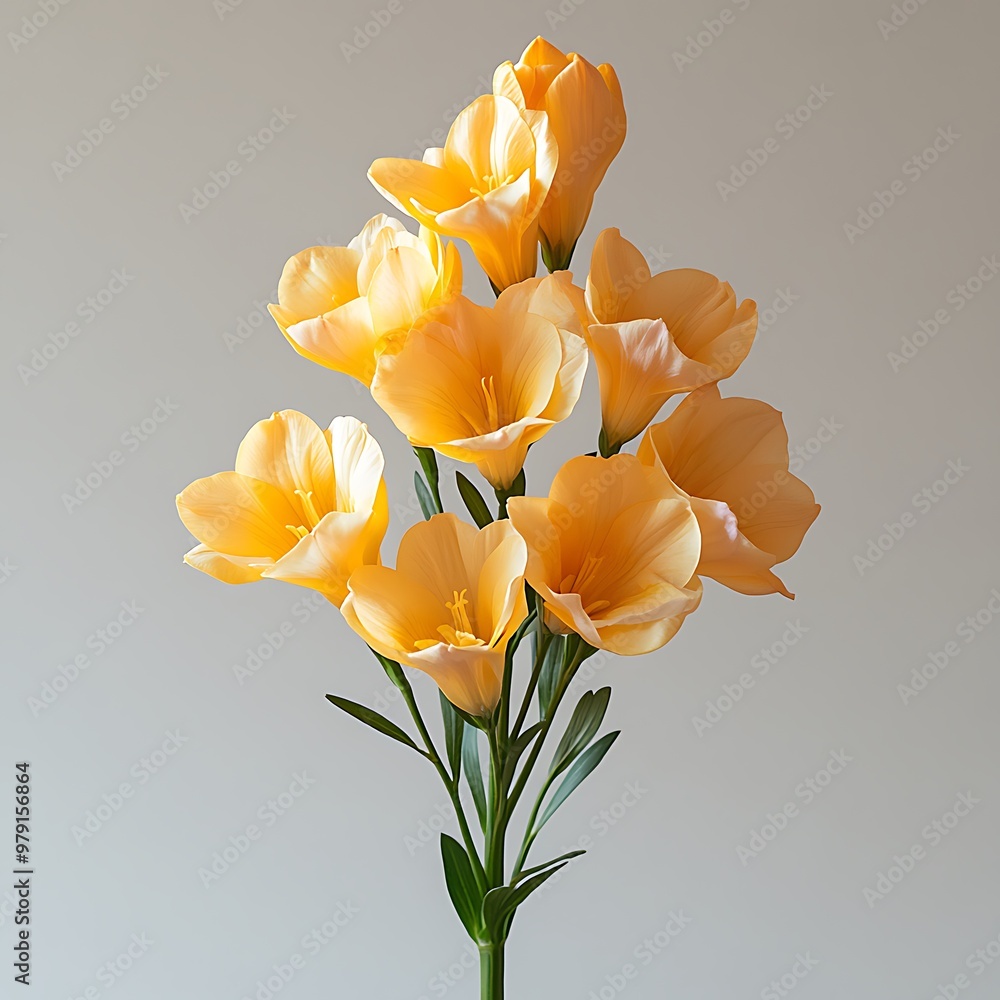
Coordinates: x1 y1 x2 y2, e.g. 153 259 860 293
414 588 486 650
559 555 611 617
284 489 324 542
469 172 516 199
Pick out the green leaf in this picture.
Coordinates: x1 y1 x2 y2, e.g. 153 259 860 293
482 862 568 941
549 687 611 779
440 691 464 782
414 447 440 493
462 726 488 831
535 731 620 832
414 471 436 520
325 695 421 753
503 720 545 785
441 834 484 940
536 636 564 720
513 849 586 885
456 472 493 528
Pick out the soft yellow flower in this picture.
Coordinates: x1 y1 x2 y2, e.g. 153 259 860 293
268 214 462 387
637 386 820 598
507 454 702 655
585 228 758 451
176 411 388 606
494 37 626 271
370 273 588 490
368 94 558 291
341 514 528 717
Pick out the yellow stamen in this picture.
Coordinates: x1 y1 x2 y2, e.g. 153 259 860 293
293 489 323 529
413 589 485 650
480 376 500 431
469 173 516 198
285 524 310 541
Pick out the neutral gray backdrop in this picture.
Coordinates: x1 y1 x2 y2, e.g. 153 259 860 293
3 0 999 996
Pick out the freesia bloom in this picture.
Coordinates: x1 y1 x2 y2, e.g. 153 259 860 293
176 411 388 606
507 454 702 655
371 273 588 490
268 214 462 386
637 385 820 598
494 37 626 271
341 514 528 717
585 228 758 451
369 94 558 291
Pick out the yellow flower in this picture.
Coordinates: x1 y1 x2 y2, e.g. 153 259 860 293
370 273 588 490
585 228 758 451
268 214 462 387
507 454 702 655
494 37 626 271
341 514 528 717
368 94 558 291
637 386 820 598
176 411 388 606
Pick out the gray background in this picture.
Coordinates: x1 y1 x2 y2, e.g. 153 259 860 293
3 0 999 996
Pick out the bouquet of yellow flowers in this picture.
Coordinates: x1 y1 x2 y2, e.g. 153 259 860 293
176 36 819 999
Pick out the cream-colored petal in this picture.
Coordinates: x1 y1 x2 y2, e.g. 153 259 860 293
586 228 650 323
407 644 505 717
277 298 380 386
368 158 472 227
275 246 361 322
366 246 440 335
328 415 387 516
182 544 267 584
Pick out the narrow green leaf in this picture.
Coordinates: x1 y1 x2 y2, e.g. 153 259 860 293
503 720 545 785
414 447 440 492
414 471 436 520
549 687 611 778
440 691 464 782
462 726 488 831
482 862 568 940
325 695 420 753
536 636 564 720
441 834 484 940
371 649 407 689
456 472 493 528
535 731 620 831
513 849 586 885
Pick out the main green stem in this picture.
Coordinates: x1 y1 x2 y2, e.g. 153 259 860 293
480 941 504 997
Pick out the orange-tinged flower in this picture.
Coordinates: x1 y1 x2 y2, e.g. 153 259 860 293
585 228 758 451
268 214 462 387
368 94 558 291
341 514 528 717
370 273 588 491
176 411 388 606
637 386 820 598
507 454 702 655
494 37 626 271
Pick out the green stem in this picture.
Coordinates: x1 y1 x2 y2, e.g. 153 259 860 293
479 941 504 998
